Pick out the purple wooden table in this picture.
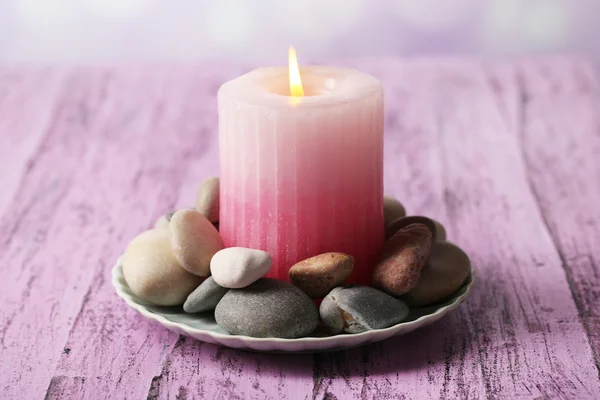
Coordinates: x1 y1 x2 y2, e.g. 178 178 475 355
1 58 599 399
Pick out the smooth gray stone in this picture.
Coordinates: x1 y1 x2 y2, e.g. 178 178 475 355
383 196 406 226
215 278 319 338
320 285 409 334
183 277 229 313
402 241 470 307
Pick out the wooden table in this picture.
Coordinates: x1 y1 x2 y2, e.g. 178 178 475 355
1 58 599 399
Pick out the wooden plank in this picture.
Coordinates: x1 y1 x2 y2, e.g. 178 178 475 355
302 60 600 399
514 58 600 373
0 69 113 398
44 66 272 400
2 60 600 399
0 68 65 217
0 66 217 399
434 60 599 398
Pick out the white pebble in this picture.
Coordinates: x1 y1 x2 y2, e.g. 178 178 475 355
210 247 272 289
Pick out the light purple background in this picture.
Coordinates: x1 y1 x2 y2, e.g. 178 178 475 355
1 0 598 64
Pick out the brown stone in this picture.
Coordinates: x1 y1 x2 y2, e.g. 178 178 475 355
372 223 432 296
385 215 446 243
122 229 204 306
289 252 354 298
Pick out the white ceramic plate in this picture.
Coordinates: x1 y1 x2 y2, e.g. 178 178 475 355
112 256 474 353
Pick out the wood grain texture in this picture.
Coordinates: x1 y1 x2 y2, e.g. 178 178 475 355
0 68 65 216
0 59 599 399
516 58 600 373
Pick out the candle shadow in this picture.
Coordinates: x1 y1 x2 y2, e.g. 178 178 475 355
194 309 471 381
309 315 468 377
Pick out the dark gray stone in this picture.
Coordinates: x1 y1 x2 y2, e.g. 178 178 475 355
183 277 229 313
215 278 319 338
320 285 409 334
402 241 470 307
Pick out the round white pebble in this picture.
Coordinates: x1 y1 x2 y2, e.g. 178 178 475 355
210 247 272 289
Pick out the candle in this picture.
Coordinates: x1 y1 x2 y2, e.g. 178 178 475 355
218 49 384 285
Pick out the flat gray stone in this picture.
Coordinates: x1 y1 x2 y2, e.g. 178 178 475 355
183 277 229 313
215 278 319 338
320 285 409 334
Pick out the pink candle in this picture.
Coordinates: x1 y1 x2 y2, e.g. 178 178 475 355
218 63 384 285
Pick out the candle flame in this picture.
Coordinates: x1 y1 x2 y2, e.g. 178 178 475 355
288 46 304 97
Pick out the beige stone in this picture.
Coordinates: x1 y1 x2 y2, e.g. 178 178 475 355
170 209 224 276
289 252 354 298
195 177 220 223
123 229 203 306
154 211 176 230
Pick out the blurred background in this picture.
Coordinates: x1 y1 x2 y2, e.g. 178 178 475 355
0 0 598 64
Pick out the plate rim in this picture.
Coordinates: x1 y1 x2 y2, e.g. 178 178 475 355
112 253 475 349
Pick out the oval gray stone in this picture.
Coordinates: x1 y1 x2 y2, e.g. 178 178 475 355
183 277 229 313
320 285 409 334
215 278 319 338
403 241 470 307
383 196 406 226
